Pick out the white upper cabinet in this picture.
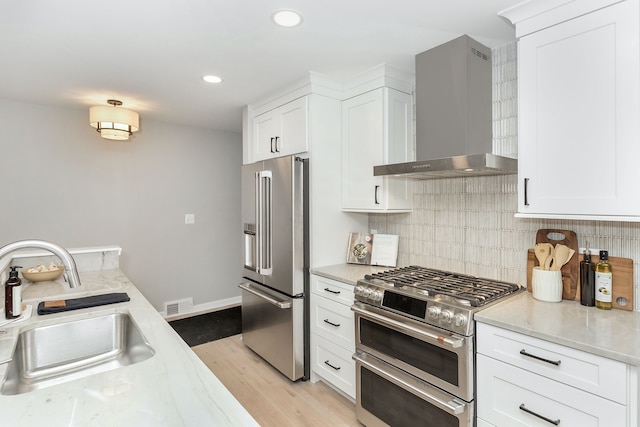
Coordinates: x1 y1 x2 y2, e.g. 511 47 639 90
502 0 640 221
251 96 309 163
341 87 414 212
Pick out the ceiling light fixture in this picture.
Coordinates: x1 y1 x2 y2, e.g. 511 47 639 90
272 9 303 27
89 99 139 141
203 75 223 84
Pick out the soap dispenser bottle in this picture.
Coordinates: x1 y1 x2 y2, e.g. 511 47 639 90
5 266 23 319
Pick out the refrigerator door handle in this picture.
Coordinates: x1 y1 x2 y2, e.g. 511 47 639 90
238 283 292 309
256 170 273 275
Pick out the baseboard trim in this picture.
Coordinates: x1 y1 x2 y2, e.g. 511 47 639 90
162 296 241 321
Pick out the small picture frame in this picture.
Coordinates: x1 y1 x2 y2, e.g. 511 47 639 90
346 232 373 265
346 232 399 267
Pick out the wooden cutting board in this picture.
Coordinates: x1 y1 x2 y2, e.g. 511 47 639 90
527 250 634 311
534 229 579 300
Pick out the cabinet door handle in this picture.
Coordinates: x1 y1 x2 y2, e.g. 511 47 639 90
524 178 530 206
324 360 341 371
270 137 275 153
323 319 341 327
324 287 341 295
374 185 380 204
519 349 561 366
519 403 560 425
274 136 280 152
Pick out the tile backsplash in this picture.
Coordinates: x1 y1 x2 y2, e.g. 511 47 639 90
369 42 640 311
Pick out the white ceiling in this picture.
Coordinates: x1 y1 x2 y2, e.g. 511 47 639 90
1 0 522 133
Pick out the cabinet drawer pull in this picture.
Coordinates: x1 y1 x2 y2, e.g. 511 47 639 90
323 319 340 327
519 403 560 425
324 360 341 371
519 349 561 366
323 287 341 295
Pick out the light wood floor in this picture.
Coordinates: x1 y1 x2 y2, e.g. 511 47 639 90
193 335 360 427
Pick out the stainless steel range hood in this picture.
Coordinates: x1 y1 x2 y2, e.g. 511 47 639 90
374 35 517 179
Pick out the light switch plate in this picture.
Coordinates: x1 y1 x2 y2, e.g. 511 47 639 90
185 214 195 225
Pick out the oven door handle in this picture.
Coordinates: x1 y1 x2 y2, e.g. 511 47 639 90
353 351 466 416
351 305 464 349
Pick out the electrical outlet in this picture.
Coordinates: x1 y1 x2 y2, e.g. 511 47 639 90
185 214 195 225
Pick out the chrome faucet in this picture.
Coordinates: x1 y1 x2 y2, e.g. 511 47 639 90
0 239 82 288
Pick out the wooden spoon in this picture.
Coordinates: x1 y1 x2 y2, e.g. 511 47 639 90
551 244 572 271
557 247 575 271
534 243 552 270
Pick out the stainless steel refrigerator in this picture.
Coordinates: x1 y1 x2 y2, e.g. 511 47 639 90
238 155 309 381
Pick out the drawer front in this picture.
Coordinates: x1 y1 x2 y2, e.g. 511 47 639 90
477 419 496 427
310 275 354 306
311 334 355 399
477 323 627 403
477 354 627 427
310 295 354 350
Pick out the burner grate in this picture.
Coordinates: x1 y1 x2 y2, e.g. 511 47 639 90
365 266 520 307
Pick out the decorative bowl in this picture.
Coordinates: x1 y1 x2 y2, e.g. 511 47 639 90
21 265 64 282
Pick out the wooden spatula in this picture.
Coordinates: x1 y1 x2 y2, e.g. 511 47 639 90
545 244 556 271
534 243 552 270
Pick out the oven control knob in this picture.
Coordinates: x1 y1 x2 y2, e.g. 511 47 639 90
371 291 382 302
363 288 372 298
427 306 440 318
453 313 467 327
440 309 453 323
354 286 364 296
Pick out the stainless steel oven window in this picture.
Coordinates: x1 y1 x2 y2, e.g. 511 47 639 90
360 317 459 384
361 367 459 427
354 353 472 427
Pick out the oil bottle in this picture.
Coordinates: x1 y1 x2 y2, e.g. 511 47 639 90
594 250 613 310
579 247 595 306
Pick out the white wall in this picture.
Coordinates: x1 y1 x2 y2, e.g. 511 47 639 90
0 99 242 312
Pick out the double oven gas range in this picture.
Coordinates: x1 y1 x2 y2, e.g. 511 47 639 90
352 266 522 427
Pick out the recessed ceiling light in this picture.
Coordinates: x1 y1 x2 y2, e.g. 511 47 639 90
272 9 303 27
203 75 223 84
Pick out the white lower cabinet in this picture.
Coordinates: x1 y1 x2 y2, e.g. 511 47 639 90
311 295 354 350
477 323 636 427
477 354 625 426
311 335 356 398
309 274 356 399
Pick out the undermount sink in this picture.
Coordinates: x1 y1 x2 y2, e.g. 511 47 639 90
1 312 155 395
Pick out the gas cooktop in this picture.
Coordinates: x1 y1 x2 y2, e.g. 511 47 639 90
363 265 521 307
355 266 523 336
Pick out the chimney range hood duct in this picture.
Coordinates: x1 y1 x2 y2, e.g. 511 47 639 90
374 35 517 179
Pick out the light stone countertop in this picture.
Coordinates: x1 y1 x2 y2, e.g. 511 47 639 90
0 269 259 427
310 263 396 286
475 291 640 366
